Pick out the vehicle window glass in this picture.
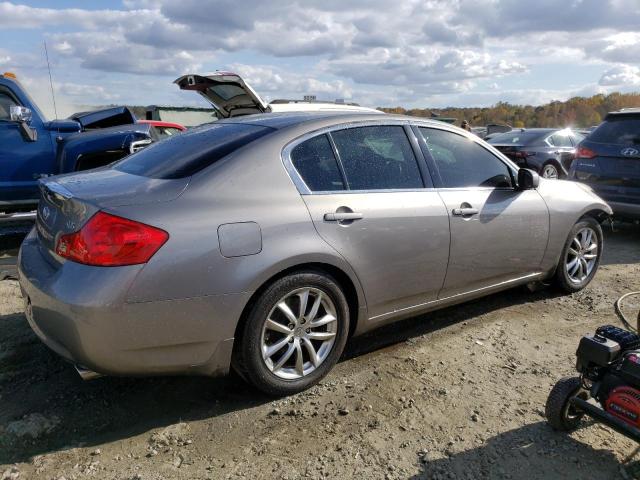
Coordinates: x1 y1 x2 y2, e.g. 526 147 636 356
589 117 640 145
115 123 274 179
0 92 17 121
207 85 246 101
419 127 513 188
550 133 572 147
290 134 345 191
331 126 423 190
570 133 584 146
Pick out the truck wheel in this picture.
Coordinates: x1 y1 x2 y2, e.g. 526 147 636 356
546 376 587 431
554 216 603 293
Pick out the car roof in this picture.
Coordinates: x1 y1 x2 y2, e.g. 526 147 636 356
215 111 465 132
606 108 640 118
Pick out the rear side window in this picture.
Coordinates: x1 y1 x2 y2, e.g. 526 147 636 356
420 127 513 188
589 117 640 145
290 134 345 191
331 126 423 190
115 123 274 179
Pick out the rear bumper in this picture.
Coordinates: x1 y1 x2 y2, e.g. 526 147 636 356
18 230 246 377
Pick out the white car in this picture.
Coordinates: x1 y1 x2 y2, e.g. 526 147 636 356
174 72 380 118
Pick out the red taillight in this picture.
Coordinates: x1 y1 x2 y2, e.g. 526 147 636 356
576 146 596 159
55 211 168 266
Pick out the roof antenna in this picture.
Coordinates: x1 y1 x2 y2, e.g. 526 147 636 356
43 40 59 120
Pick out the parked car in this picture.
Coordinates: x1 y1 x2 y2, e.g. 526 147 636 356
489 128 584 179
0 72 155 215
570 109 640 219
137 119 186 138
19 113 611 396
173 72 381 117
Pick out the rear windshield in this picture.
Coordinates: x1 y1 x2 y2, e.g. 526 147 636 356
114 123 274 179
589 116 640 145
488 131 545 145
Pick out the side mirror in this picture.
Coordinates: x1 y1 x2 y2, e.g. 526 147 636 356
518 168 540 190
10 105 32 123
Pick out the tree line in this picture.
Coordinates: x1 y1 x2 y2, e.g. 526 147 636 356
379 92 640 128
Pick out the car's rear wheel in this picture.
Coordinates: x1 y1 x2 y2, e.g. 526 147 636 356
541 162 560 179
554 217 603 293
234 272 350 396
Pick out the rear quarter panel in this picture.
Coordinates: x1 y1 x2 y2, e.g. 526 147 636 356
118 128 367 313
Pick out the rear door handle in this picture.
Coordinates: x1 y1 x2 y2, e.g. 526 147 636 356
452 207 479 216
324 212 364 221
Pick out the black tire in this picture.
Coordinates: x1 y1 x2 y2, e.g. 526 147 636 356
546 376 587 431
234 271 350 396
554 216 603 293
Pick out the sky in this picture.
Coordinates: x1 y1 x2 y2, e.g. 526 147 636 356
1 0 640 118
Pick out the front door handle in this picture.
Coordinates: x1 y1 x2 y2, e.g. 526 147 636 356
452 207 479 216
324 212 364 221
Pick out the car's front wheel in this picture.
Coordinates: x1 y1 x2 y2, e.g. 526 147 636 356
554 217 603 293
234 272 350 396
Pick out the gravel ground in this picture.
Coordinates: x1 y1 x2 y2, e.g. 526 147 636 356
0 222 639 480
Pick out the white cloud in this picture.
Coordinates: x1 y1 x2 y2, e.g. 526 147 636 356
599 65 640 87
2 0 640 108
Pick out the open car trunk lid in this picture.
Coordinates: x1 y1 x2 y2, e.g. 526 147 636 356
35 170 188 253
174 73 269 118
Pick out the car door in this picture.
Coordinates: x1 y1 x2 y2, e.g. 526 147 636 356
285 124 450 320
416 126 549 298
0 88 53 204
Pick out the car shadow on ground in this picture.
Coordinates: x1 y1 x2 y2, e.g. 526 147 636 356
408 421 630 480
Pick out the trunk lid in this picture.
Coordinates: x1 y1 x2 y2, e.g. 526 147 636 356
36 170 188 252
174 73 269 118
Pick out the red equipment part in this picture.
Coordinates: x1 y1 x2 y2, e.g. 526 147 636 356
605 386 640 427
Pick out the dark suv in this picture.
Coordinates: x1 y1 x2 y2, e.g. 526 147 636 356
570 109 640 219
488 128 584 179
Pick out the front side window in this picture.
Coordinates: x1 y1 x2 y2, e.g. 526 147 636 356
419 127 513 188
0 92 17 121
290 134 345 191
331 126 423 190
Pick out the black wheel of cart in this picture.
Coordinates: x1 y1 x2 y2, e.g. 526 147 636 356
546 376 589 431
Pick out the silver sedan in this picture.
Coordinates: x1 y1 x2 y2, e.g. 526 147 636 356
19 113 611 395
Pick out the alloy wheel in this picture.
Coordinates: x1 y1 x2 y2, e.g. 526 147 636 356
542 164 559 179
260 287 338 380
565 227 598 284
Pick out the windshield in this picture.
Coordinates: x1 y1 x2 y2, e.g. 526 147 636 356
589 117 640 145
115 123 274 179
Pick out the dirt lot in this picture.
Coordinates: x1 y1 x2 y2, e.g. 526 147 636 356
1 223 639 480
